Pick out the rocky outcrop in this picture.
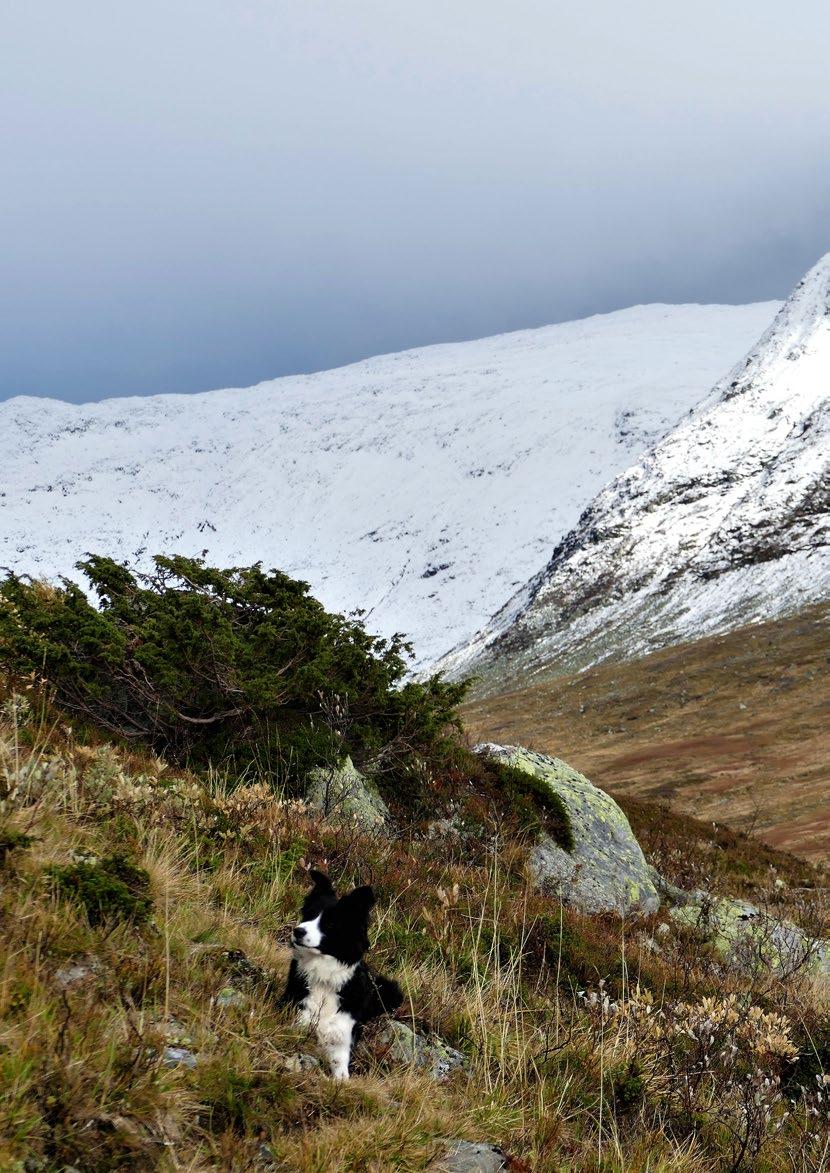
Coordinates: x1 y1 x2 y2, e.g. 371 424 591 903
305 757 391 833
478 745 659 917
669 893 830 979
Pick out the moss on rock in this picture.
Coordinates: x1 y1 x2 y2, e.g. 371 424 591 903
670 895 830 978
476 744 659 917
305 757 391 833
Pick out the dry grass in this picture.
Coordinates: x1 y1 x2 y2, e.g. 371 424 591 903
3 682 830 1170
462 601 830 862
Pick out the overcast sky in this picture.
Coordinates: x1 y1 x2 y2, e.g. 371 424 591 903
2 1 829 403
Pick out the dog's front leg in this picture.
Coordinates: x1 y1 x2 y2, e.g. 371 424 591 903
320 1012 354 1081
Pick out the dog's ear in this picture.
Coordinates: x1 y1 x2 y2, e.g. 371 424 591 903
307 869 335 896
299 869 337 920
338 885 376 919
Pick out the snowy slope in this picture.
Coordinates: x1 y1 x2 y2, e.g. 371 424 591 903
0 302 777 667
440 257 830 693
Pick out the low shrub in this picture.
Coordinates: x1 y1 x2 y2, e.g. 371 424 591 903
0 826 34 864
47 853 153 927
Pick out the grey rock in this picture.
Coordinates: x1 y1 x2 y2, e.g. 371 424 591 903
215 985 248 1009
425 817 465 840
155 1017 193 1045
222 948 272 990
256 1141 277 1167
381 1021 466 1081
162 1045 198 1069
432 1139 507 1172
55 964 88 986
306 756 390 833
647 865 695 907
55 959 98 988
670 894 830 978
478 745 659 917
281 1052 322 1072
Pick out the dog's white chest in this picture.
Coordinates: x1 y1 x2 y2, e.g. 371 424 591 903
297 984 341 1031
294 953 358 1080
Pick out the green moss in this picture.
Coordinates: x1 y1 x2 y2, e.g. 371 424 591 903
492 761 574 851
47 854 153 927
0 828 34 864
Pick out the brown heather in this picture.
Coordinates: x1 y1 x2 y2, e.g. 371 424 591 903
462 601 830 862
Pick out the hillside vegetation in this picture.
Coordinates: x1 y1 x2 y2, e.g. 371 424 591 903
1 562 830 1170
463 601 830 861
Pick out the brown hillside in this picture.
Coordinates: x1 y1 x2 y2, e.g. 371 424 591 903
462 601 830 862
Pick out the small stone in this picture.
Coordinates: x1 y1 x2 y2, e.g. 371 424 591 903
281 1052 321 1072
256 1141 277 1167
215 985 247 1008
431 1139 507 1172
425 818 464 840
155 1018 193 1045
55 956 99 987
222 948 272 989
381 1021 465 1081
162 1045 198 1069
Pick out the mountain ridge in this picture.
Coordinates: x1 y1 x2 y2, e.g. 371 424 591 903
0 300 777 667
440 255 830 692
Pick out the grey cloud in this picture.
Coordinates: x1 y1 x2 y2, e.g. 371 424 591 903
2 0 828 401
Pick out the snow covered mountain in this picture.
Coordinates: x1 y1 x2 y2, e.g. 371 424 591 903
440 256 830 693
0 302 777 667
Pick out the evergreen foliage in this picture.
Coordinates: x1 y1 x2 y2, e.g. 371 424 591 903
47 853 153 927
0 555 467 789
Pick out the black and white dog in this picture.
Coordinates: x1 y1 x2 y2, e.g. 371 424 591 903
281 870 403 1079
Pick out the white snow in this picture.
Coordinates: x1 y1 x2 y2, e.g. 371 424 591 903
0 301 778 667
440 255 830 688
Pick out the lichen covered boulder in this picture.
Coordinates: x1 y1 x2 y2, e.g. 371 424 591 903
305 756 390 833
379 1021 466 1081
477 744 659 917
670 895 830 978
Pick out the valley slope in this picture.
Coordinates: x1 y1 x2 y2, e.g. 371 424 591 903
462 600 830 861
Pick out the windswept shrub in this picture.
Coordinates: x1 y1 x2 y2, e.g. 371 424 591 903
0 555 467 791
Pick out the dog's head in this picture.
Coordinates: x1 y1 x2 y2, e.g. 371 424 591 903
291 870 376 966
